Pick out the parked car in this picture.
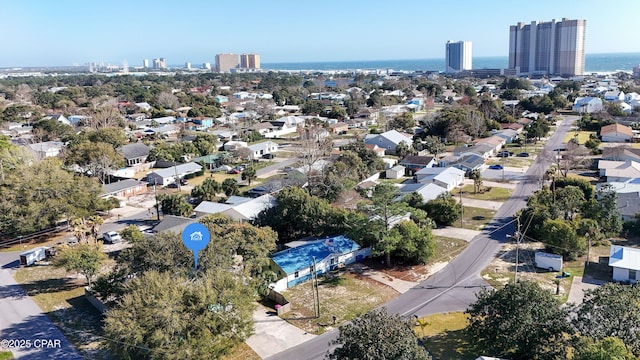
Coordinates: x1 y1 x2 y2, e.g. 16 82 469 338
489 164 504 170
102 231 122 244
262 153 276 159
180 178 188 185
517 152 530 157
496 151 512 157
227 168 241 174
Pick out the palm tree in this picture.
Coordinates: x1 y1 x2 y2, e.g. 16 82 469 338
469 169 483 194
71 217 89 244
86 215 104 243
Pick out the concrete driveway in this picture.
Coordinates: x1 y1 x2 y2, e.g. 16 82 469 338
246 303 315 359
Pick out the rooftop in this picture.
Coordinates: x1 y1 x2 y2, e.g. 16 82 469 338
271 235 360 275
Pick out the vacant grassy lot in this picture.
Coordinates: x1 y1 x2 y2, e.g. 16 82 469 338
13 265 110 359
281 271 398 334
460 207 497 231
416 312 474 360
433 236 468 263
452 185 513 202
563 131 595 144
221 343 261 360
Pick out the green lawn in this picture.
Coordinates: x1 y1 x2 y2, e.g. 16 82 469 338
415 312 475 360
563 131 595 144
460 207 497 231
452 185 513 202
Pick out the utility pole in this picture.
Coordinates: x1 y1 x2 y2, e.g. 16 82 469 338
459 190 463 228
312 256 320 318
585 234 591 268
153 184 160 221
514 217 521 283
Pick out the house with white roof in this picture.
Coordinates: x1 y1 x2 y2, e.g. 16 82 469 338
247 141 279 160
397 182 448 202
596 179 640 195
26 141 64 159
415 167 465 191
385 165 405 179
194 194 276 222
44 114 70 126
604 90 625 102
609 245 640 283
598 160 640 182
147 162 202 186
364 130 413 155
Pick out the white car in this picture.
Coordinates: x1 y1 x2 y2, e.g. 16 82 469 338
102 231 122 244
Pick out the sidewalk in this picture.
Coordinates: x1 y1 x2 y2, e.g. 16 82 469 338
246 303 315 359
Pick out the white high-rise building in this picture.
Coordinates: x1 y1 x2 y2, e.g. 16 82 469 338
143 59 149 68
445 41 472 73
509 18 586 76
185 62 191 70
202 63 211 70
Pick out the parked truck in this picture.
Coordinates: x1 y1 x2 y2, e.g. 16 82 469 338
534 251 563 272
19 247 48 266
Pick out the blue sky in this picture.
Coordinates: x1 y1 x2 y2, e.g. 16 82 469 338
2 0 638 67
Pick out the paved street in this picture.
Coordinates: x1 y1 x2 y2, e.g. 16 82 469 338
267 115 578 360
0 252 83 359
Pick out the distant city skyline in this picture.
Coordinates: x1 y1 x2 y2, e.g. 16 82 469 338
1 0 638 67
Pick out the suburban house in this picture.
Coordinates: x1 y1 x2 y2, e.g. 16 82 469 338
598 160 640 182
223 140 248 151
600 123 633 143
414 166 465 191
247 141 279 160
473 135 505 150
101 179 148 199
385 165 406 179
147 162 202 186
609 245 640 283
119 143 151 167
397 182 448 202
190 117 215 130
269 235 370 291
44 114 70 126
616 192 640 221
602 146 640 162
572 97 603 113
364 143 386 157
364 130 413 155
194 194 276 222
26 141 64 159
499 122 524 133
328 122 348 134
604 90 625 102
596 178 640 195
453 144 495 159
493 129 519 144
153 215 196 234
399 155 435 174
450 154 486 173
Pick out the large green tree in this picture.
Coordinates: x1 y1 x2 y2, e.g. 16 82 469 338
191 178 221 202
572 283 640 355
573 337 637 360
328 308 431 360
466 280 571 360
157 193 193 217
423 193 462 226
540 218 585 260
104 269 254 360
53 243 108 286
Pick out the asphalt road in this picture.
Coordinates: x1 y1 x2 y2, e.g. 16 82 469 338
0 252 84 359
267 115 578 360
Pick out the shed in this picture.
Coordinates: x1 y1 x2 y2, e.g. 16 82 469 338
386 165 405 179
147 162 202 186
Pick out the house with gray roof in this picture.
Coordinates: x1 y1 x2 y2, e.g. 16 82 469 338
616 192 640 222
101 179 148 198
119 143 151 167
153 215 196 234
364 130 413 155
147 162 202 186
450 154 486 173
26 141 64 159
397 182 448 202
602 146 640 162
194 194 276 222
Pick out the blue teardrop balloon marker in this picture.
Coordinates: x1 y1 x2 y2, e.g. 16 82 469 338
181 223 210 269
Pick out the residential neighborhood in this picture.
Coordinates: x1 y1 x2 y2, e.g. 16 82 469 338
1 11 640 359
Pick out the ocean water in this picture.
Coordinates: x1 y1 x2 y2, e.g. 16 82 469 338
262 53 640 73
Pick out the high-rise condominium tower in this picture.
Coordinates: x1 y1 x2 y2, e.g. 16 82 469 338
445 41 472 73
509 18 586 76
215 54 239 72
240 53 261 69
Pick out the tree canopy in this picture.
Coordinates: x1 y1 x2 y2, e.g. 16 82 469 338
328 308 431 360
